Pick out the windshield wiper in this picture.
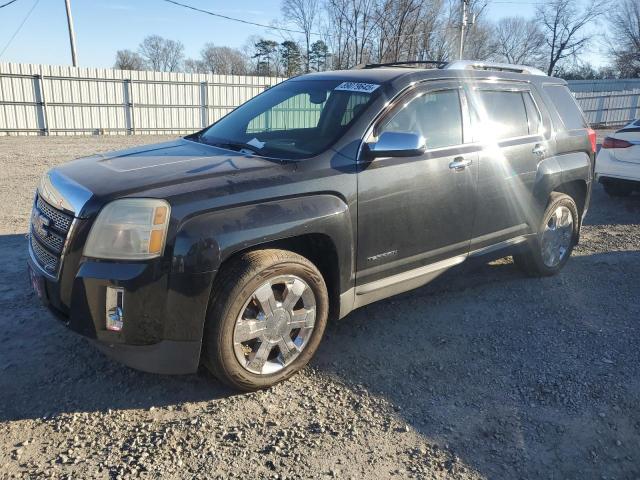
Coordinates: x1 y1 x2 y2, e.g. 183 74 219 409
208 141 262 154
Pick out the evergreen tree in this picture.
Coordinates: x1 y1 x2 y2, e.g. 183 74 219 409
253 39 279 75
280 41 303 76
309 40 329 71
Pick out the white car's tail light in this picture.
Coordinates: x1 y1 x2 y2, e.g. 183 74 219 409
602 136 633 149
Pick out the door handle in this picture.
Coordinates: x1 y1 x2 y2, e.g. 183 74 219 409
532 144 546 157
449 156 472 171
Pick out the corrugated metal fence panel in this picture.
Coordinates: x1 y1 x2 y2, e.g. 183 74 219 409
573 89 640 126
568 79 640 93
3 63 638 134
0 62 286 136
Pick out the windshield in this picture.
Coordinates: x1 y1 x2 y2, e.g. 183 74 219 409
196 79 382 160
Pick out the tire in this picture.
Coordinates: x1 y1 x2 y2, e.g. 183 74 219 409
514 193 579 277
603 181 633 197
202 249 328 391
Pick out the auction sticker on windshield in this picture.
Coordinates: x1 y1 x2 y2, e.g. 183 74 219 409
334 82 380 93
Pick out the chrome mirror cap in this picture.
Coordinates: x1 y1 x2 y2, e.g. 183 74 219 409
367 131 426 158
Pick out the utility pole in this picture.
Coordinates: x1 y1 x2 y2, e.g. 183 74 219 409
64 0 78 67
458 0 470 60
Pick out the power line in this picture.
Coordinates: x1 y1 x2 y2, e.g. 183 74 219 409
0 0 20 8
0 0 40 59
161 0 323 37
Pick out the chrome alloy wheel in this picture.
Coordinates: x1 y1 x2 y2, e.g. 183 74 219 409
233 275 316 375
541 205 574 268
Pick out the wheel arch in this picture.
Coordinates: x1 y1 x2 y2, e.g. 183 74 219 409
169 194 354 339
534 152 592 223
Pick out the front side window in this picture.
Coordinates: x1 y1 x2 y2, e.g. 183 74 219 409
198 79 381 160
378 89 463 150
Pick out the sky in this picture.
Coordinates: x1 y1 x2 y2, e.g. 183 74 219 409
0 0 607 69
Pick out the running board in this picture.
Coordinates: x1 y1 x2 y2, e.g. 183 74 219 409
350 255 466 311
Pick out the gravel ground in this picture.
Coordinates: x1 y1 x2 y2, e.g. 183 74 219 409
1 133 639 479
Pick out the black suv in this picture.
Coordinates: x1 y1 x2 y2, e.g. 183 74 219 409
28 60 595 390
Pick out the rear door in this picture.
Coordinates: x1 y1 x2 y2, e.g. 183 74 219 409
356 82 478 285
465 83 552 250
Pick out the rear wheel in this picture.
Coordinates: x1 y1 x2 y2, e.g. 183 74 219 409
603 181 633 197
202 249 328 391
514 193 579 277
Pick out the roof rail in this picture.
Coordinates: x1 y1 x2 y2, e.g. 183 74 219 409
354 60 447 69
443 60 547 76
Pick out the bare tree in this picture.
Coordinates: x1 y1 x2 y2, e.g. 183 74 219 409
183 58 206 74
536 0 607 76
138 35 185 72
281 0 319 72
492 17 546 66
326 0 378 67
114 49 145 71
199 44 249 75
608 0 640 77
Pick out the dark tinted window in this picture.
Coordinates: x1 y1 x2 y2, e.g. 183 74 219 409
543 85 587 130
380 89 463 149
474 90 529 139
199 79 381 159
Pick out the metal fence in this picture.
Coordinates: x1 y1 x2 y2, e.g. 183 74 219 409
1 63 639 135
0 63 286 136
573 90 640 127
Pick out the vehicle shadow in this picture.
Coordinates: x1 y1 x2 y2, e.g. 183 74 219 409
3 230 640 477
583 183 640 226
314 248 640 478
0 234 235 422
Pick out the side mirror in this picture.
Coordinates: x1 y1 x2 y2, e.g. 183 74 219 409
366 131 426 158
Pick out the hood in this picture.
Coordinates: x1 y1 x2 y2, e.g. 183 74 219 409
53 139 285 216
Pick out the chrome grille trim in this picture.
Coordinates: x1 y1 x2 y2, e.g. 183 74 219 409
29 194 76 278
31 223 66 253
36 195 73 232
30 233 59 275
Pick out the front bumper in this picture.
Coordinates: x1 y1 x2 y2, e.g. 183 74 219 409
28 250 215 375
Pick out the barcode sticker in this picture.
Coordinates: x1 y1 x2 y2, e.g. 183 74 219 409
334 82 380 93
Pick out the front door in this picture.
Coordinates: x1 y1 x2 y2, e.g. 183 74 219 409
356 82 478 287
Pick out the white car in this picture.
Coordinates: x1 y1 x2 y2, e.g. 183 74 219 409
595 119 640 196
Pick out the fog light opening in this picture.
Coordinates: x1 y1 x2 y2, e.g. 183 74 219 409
106 287 124 332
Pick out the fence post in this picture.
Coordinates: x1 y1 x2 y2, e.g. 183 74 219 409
595 95 605 125
629 94 639 123
123 79 135 135
33 74 49 135
200 81 208 128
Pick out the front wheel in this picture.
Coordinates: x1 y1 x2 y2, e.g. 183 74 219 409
514 193 579 277
202 249 328 391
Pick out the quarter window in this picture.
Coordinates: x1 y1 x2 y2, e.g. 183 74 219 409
379 89 463 150
543 84 587 130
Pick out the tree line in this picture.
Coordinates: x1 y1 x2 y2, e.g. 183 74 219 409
114 0 640 79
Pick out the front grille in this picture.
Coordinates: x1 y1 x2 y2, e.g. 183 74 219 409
30 234 59 274
29 194 74 276
36 195 73 231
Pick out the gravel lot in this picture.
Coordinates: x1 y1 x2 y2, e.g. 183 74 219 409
1 133 639 479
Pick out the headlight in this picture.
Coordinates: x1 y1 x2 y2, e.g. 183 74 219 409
84 199 170 260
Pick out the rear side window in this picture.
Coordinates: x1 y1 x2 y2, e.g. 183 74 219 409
475 90 529 139
543 85 587 130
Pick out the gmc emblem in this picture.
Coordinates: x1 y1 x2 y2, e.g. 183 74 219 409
31 210 51 237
